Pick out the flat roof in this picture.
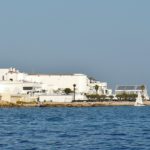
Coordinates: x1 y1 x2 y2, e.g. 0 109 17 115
116 85 145 91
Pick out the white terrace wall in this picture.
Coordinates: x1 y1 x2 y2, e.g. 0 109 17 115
39 94 86 102
25 74 90 94
0 81 41 95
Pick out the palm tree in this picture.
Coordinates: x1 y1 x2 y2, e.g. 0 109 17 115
140 85 145 92
140 85 145 100
94 85 99 94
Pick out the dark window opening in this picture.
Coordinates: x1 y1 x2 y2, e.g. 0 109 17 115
23 87 33 90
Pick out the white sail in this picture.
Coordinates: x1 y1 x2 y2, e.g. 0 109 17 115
134 92 144 106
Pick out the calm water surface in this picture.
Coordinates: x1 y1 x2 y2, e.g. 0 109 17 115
0 106 150 150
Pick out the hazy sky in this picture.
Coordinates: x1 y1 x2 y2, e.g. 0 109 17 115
0 0 150 91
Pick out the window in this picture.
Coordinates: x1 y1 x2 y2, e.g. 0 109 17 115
23 87 33 90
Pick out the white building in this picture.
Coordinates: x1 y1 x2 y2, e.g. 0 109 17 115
0 67 112 102
115 85 149 100
88 80 112 95
0 81 41 95
25 73 89 94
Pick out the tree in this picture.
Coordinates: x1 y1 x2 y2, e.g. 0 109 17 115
94 85 99 94
130 93 138 101
116 93 137 101
64 88 72 95
100 95 106 101
116 94 125 101
140 85 145 92
140 85 145 100
86 94 107 101
109 95 114 100
122 93 128 101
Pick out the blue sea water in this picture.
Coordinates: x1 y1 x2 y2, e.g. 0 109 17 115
0 107 150 150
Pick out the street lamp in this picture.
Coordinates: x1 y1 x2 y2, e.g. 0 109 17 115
73 84 76 102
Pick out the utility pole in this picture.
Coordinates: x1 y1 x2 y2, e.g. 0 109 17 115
73 84 76 102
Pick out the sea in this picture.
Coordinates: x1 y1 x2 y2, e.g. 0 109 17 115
0 106 150 150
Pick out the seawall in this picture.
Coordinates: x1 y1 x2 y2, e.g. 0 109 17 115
0 101 150 107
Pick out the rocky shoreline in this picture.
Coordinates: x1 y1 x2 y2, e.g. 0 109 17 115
0 100 150 107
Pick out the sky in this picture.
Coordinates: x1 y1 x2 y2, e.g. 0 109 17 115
0 0 150 91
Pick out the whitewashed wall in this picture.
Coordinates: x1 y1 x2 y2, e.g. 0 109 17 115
0 68 112 96
39 95 73 102
39 94 86 102
25 74 89 94
0 81 41 94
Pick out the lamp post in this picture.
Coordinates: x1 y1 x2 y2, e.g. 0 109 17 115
73 84 76 102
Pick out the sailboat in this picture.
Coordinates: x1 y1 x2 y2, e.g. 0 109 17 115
134 92 145 106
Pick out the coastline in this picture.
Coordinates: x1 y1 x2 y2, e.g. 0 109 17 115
0 100 150 107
